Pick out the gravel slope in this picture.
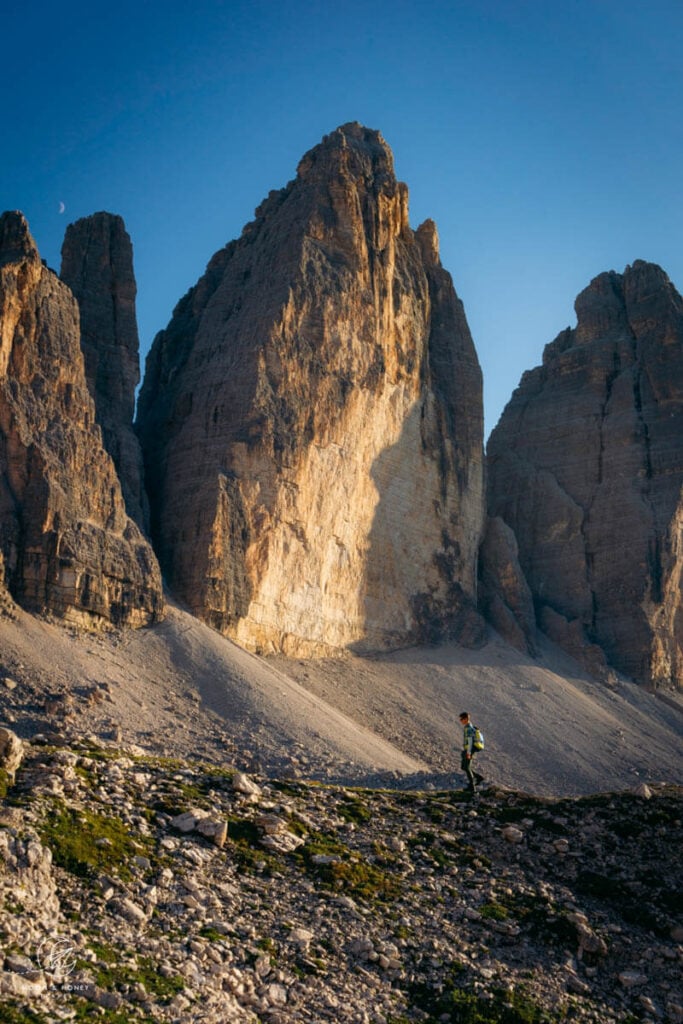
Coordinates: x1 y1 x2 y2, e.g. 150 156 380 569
0 599 681 795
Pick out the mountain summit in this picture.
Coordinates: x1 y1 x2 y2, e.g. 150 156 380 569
487 261 683 687
137 123 484 655
0 211 163 627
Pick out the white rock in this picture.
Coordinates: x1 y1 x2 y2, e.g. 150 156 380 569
502 826 524 844
232 773 262 797
196 819 228 847
0 970 47 997
289 927 314 948
110 897 148 925
619 970 648 988
260 832 304 853
0 727 24 781
265 982 288 1005
170 810 201 833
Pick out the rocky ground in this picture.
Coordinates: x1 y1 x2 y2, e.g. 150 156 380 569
0 597 682 1022
0 735 681 1024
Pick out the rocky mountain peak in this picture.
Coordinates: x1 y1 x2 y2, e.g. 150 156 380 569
137 125 484 656
60 212 140 415
60 211 149 530
296 121 395 181
487 260 683 687
0 210 39 267
0 210 162 626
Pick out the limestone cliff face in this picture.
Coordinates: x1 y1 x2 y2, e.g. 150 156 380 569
137 123 484 655
60 212 149 530
0 211 163 626
487 261 683 687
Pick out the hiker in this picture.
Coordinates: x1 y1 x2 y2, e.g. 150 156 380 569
459 711 484 794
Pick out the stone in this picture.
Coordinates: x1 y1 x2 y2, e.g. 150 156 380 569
260 831 304 853
288 927 314 948
0 969 47 998
232 773 262 797
137 122 484 656
565 971 591 995
170 810 201 833
502 826 524 844
0 726 23 781
567 912 608 958
109 896 148 925
60 213 150 531
639 994 663 1018
256 813 289 835
0 211 163 628
619 970 648 988
196 818 228 847
487 261 683 687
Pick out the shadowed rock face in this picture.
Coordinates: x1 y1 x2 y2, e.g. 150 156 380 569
478 516 537 656
60 212 149 531
137 123 484 655
487 261 683 687
0 211 163 627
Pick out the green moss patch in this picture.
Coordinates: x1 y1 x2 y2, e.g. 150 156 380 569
38 802 148 880
296 832 402 901
407 974 564 1023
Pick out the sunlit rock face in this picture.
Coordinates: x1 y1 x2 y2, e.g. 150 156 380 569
60 212 150 532
0 211 163 627
137 123 484 655
487 261 683 687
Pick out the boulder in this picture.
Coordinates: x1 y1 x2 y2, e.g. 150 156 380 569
0 726 23 782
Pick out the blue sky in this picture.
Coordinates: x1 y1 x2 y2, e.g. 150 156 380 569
3 0 682 438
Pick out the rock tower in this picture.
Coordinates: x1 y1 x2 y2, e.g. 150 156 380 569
137 123 484 655
488 261 683 687
60 212 149 530
0 211 163 626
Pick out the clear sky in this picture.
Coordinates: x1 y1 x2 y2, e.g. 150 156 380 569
3 0 682 438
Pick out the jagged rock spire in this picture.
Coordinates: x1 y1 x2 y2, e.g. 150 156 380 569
137 123 484 655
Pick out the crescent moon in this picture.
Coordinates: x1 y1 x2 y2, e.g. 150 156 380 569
59 202 65 214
